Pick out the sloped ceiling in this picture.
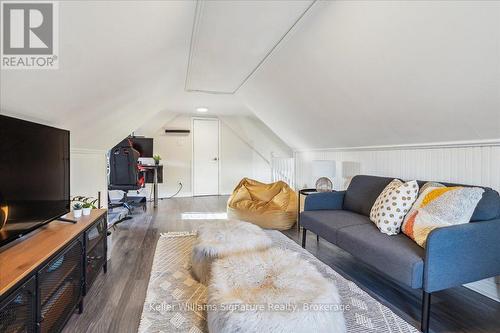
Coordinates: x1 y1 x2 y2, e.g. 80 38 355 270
185 0 313 93
1 1 196 149
240 1 500 149
1 1 499 151
0 1 250 149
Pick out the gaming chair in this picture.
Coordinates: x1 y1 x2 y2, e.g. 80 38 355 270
108 143 146 218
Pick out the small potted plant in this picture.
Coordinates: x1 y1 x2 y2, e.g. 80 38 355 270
82 202 93 216
71 196 98 216
73 203 83 218
153 154 161 165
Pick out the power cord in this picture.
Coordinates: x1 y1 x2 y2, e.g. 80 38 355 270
148 182 183 202
161 182 183 200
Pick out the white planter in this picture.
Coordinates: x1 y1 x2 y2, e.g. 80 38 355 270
82 207 92 216
73 209 82 218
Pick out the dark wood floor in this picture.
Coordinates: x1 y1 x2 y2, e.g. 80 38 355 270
63 196 500 333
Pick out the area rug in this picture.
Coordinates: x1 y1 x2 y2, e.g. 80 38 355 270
138 230 419 333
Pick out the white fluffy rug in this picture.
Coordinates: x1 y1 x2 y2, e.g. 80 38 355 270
208 247 346 333
138 230 419 333
191 220 272 284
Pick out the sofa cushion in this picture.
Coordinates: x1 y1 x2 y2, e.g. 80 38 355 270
337 223 425 288
300 210 371 244
471 189 500 221
416 180 500 221
343 175 395 216
344 175 500 221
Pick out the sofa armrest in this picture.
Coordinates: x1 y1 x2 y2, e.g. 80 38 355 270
424 218 500 293
304 191 345 211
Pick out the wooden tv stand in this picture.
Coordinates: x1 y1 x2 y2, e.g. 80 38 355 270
0 209 107 333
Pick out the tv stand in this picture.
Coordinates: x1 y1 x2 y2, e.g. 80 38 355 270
57 217 78 223
0 209 107 333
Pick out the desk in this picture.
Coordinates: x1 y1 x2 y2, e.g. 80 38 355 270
140 164 162 208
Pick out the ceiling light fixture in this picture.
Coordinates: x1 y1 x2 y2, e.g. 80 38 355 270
196 107 208 113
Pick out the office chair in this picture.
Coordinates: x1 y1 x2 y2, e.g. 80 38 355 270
108 144 147 220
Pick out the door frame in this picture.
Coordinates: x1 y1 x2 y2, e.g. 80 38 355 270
191 117 221 196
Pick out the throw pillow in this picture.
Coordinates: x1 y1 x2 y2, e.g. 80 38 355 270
419 181 444 194
370 179 419 235
402 186 484 247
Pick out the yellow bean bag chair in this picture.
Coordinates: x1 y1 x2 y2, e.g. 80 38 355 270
227 178 297 230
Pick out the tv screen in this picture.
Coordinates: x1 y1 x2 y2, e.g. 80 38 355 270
0 115 70 247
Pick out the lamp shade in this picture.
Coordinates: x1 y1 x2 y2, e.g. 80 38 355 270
339 161 361 189
311 160 336 187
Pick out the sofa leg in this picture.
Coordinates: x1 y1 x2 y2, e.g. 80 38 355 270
421 291 431 333
302 229 307 248
316 234 319 242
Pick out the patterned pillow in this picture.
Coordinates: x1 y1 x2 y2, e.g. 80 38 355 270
402 186 484 247
370 179 419 235
419 181 444 194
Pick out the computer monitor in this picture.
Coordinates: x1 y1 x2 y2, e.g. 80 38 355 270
130 138 153 157
114 137 153 157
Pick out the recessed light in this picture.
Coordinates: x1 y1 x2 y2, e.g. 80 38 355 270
196 107 208 113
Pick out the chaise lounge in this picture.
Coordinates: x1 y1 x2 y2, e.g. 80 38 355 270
301 175 500 333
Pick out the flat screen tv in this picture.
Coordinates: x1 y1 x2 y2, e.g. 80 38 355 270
0 115 70 247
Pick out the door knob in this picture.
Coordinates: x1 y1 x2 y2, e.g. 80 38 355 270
213 157 218 161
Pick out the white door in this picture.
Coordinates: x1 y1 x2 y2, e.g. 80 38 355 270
193 118 219 196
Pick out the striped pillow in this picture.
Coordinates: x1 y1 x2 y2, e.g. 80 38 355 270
402 186 484 247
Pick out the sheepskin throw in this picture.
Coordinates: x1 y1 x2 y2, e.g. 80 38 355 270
370 179 419 235
207 247 346 333
191 220 272 284
402 186 484 247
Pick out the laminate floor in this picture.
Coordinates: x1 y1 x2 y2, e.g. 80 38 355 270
63 195 500 333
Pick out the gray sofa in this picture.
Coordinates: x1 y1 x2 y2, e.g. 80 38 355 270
301 175 500 333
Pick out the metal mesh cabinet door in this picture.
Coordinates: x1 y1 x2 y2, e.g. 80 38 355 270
85 217 107 293
37 237 83 333
0 276 36 333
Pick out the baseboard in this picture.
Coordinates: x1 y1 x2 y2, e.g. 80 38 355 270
465 278 500 302
158 193 193 199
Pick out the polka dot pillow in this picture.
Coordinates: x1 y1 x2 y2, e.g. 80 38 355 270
370 179 419 235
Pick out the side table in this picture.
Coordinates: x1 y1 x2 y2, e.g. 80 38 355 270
297 188 318 232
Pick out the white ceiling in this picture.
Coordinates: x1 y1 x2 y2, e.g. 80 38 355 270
185 0 313 93
240 0 500 149
0 1 253 149
1 1 499 150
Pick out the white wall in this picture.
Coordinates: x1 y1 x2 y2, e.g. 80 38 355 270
149 115 193 197
70 149 108 207
296 144 500 191
142 114 292 198
219 115 292 194
295 142 500 301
